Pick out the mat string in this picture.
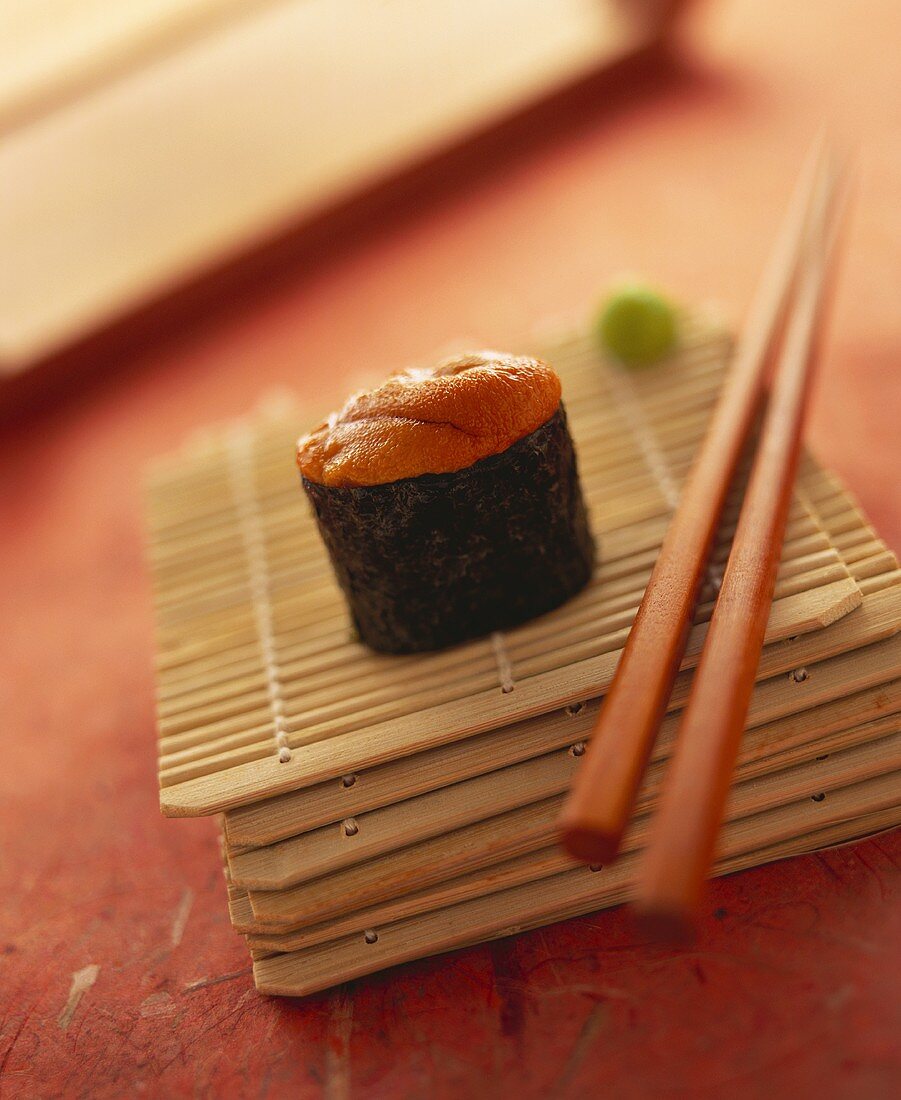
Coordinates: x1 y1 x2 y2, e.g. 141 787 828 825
490 632 515 694
228 425 293 764
604 363 681 512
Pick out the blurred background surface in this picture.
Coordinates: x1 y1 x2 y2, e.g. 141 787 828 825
2 0 897 534
1 0 681 373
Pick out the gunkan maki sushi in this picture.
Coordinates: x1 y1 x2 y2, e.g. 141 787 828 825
297 351 595 653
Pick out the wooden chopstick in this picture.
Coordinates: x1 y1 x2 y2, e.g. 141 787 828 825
634 153 847 939
558 136 833 864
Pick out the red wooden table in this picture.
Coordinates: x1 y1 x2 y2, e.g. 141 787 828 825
2 2 899 1096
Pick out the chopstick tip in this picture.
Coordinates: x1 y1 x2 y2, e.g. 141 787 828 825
559 823 622 866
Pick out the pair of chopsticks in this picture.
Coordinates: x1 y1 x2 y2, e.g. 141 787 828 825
559 135 848 938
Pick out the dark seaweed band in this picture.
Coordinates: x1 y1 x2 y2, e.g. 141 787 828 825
301 404 596 653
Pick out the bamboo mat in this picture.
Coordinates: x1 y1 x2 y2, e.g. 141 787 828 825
146 316 901 996
149 322 865 815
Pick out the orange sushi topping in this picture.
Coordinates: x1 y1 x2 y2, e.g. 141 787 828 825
297 351 562 488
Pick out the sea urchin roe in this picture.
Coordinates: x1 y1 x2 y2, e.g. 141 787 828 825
297 351 562 487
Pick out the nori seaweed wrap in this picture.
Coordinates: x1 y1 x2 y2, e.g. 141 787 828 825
297 352 595 653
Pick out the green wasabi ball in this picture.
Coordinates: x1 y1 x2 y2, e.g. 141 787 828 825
596 283 678 366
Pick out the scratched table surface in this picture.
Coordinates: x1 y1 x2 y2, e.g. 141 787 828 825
2 2 900 1097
